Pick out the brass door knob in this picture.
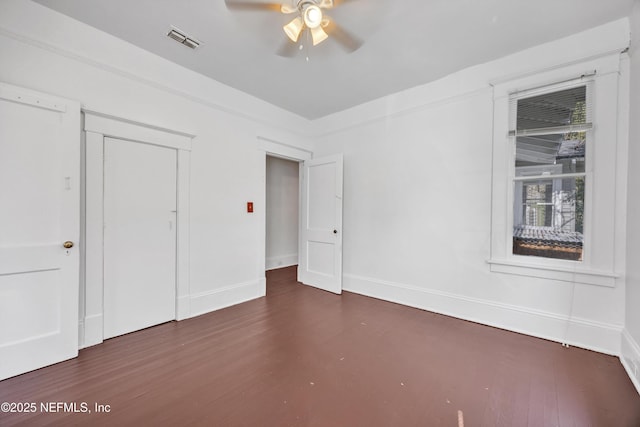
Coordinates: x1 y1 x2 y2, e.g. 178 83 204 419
63 241 74 249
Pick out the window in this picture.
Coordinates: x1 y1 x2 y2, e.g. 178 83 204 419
510 85 590 261
488 57 622 287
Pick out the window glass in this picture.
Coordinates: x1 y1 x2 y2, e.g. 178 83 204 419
512 85 588 261
515 133 585 173
516 86 587 130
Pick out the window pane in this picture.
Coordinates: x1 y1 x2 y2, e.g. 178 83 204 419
517 86 587 131
515 133 585 172
513 177 584 261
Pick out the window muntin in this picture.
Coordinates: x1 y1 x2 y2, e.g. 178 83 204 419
510 84 590 261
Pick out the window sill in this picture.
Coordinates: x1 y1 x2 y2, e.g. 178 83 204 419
486 259 618 288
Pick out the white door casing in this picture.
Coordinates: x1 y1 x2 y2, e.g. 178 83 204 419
0 83 80 380
83 111 193 348
103 138 177 339
256 137 313 295
299 154 344 294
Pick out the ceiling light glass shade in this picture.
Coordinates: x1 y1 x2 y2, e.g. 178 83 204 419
310 25 328 45
283 16 304 42
304 5 323 29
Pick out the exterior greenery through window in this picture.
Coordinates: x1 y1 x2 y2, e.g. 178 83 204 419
511 85 589 261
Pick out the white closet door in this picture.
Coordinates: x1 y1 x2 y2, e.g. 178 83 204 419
0 84 80 380
103 137 177 339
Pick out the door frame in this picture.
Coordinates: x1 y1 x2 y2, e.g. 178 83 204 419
257 136 313 294
82 111 194 348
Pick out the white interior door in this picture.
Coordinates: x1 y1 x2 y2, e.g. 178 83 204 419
103 138 177 339
0 84 80 380
299 154 343 294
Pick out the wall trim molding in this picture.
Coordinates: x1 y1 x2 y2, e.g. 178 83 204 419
0 26 310 137
266 254 298 271
80 314 103 349
313 87 492 138
189 280 263 318
621 329 640 395
343 273 622 356
84 110 194 149
258 277 267 298
487 259 618 288
0 81 67 112
176 296 190 321
175 151 191 321
258 136 312 161
312 52 625 139
488 48 625 88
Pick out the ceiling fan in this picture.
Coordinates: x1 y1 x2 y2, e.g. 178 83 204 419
225 0 362 55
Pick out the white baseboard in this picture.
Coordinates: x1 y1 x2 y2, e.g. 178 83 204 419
79 282 263 348
176 295 190 321
343 273 622 356
80 313 103 349
266 254 298 271
621 329 640 395
189 280 263 318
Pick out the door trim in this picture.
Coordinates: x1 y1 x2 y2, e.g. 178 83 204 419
257 136 312 295
82 111 194 348
258 136 312 162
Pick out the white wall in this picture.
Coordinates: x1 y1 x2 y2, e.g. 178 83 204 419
265 156 299 270
623 1 640 393
312 19 630 356
0 0 313 343
2 0 638 378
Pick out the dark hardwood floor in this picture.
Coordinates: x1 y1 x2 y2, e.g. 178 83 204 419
1 266 639 426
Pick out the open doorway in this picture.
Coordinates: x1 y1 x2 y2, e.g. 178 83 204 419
259 138 343 296
265 155 300 273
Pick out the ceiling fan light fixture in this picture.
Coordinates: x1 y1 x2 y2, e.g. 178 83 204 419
281 4 297 14
303 5 323 29
310 25 328 45
283 16 304 42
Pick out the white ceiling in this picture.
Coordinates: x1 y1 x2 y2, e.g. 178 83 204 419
34 0 633 120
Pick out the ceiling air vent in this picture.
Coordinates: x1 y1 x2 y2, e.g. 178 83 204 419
167 27 201 50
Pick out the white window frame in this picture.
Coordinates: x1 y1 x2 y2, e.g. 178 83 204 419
510 81 590 262
487 56 622 287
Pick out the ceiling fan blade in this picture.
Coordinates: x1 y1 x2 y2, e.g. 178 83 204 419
317 0 334 8
224 1 283 12
280 4 297 13
276 38 299 57
332 0 358 6
323 17 362 52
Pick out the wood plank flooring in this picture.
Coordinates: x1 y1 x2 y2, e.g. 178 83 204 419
1 266 639 426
